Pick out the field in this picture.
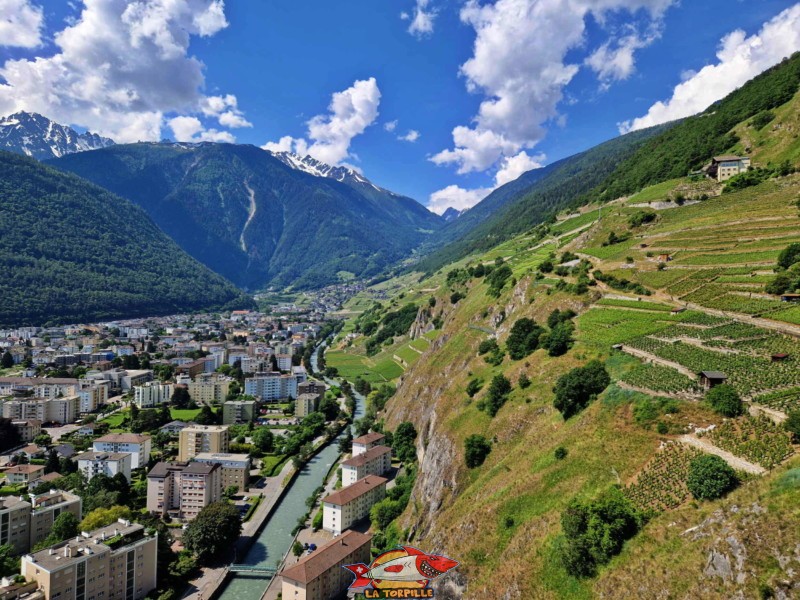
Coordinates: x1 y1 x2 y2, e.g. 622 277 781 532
326 349 405 383
623 442 703 513
698 416 794 469
619 363 698 394
753 387 800 413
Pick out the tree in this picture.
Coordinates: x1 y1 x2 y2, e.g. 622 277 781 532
686 455 737 500
79 506 132 531
194 404 217 425
183 502 242 564
318 396 339 421
34 432 52 447
0 418 21 453
0 544 19 578
706 384 744 417
554 447 568 460
518 373 531 389
45 449 60 474
338 429 353 454
370 498 403 530
393 422 418 464
506 318 545 360
223 485 239 500
171 386 191 409
553 361 610 419
777 242 800 269
252 427 275 453
785 410 800 443
542 321 574 357
51 512 79 541
466 378 483 397
464 435 492 468
292 541 304 558
0 351 13 369
482 374 512 417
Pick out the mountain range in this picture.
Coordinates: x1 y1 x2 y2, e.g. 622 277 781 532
0 111 114 160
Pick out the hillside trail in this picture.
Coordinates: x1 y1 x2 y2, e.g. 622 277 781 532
677 434 766 475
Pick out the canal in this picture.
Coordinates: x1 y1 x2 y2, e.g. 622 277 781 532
216 342 364 599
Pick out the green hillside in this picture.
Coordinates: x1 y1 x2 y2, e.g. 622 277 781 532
50 143 444 290
0 151 254 327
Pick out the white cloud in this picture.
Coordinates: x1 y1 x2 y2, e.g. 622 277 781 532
620 4 800 133
384 120 398 132
0 0 244 143
399 129 420 142
0 0 43 48
428 184 492 215
406 0 437 37
432 0 676 175
168 115 234 143
201 94 252 129
585 27 659 86
428 150 544 214
262 78 381 166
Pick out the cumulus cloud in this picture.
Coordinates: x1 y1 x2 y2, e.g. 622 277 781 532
0 0 245 143
262 78 381 166
0 0 43 48
432 0 676 175
168 115 235 143
620 4 800 133
384 120 398 132
428 150 544 214
399 129 420 142
402 0 437 37
586 27 660 87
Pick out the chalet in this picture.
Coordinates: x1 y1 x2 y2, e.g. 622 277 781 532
705 155 751 182
779 293 800 303
699 371 728 391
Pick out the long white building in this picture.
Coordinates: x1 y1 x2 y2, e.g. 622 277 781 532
322 476 387 536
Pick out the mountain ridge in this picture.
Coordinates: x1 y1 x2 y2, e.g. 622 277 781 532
0 111 114 160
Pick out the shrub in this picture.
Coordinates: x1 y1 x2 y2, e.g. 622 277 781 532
706 384 745 417
466 378 483 398
506 318 545 360
450 291 465 304
686 454 737 500
554 447 568 460
464 434 492 468
518 373 531 389
486 265 513 297
478 339 499 355
542 321 574 357
777 243 800 269
553 361 611 419
784 410 800 443
481 374 512 417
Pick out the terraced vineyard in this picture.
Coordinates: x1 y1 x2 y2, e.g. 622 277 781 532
619 363 698 394
623 442 703 514
753 387 800 414
698 416 794 469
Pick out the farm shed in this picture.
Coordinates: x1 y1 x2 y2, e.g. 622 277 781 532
699 371 728 390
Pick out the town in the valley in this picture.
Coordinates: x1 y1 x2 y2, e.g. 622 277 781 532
0 298 409 600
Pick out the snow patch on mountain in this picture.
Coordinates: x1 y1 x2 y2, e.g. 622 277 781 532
270 151 384 191
0 112 114 161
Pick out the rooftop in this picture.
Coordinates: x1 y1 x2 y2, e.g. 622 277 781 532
193 452 250 462
5 465 44 475
699 371 728 379
147 461 189 479
0 496 31 511
341 445 392 468
182 462 220 475
94 433 151 443
75 451 129 462
280 530 372 584
352 432 385 446
323 476 387 506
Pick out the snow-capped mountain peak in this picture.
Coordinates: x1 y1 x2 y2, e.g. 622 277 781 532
0 111 115 161
270 151 383 191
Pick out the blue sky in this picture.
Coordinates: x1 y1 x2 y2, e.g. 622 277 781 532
0 1 798 213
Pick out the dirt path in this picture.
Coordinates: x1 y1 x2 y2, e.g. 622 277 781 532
616 381 700 400
678 434 766 475
749 403 787 424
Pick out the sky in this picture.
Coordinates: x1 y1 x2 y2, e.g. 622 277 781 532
0 1 799 214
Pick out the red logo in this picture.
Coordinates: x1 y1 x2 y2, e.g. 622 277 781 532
344 546 458 597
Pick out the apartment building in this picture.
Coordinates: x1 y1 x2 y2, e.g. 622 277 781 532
297 381 326 399
177 425 230 462
294 394 319 418
351 432 385 456
322 476 387 536
133 382 174 408
280 530 372 600
341 445 392 486
244 371 307 403
76 382 109 414
0 378 78 399
146 461 222 520
5 466 44 487
193 453 250 492
21 521 157 600
75 452 132 482
92 434 152 469
28 491 82 550
12 419 41 443
2 397 80 425
187 375 231 405
0 497 31 555
222 400 257 425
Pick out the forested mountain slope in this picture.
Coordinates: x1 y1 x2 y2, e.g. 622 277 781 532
0 151 253 327
50 143 443 290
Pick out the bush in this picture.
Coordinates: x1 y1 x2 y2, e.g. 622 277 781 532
706 384 744 417
480 374 512 417
477 339 499 355
466 378 483 398
518 373 531 389
553 361 611 419
450 291 465 304
464 434 492 468
486 265 513 297
784 410 800 443
554 447 568 460
686 454 737 500
506 318 545 360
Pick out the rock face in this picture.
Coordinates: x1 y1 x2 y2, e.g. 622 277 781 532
0 112 114 160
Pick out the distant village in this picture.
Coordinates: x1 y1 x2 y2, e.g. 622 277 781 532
0 304 401 600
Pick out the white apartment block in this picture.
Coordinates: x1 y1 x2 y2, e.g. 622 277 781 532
187 376 231 405
146 461 222 521
92 434 152 469
322 476 387 535
75 451 132 482
351 432 385 456
2 397 80 425
133 381 174 408
244 372 306 402
77 382 109 414
341 445 392 486
178 425 230 461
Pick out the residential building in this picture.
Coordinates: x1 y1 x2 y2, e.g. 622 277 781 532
222 400 257 425
20 520 157 600
28 491 82 550
159 420 189 435
280 530 372 600
322 476 387 535
244 372 306 402
297 381 326 399
341 445 392 486
133 382 174 408
294 394 318 418
2 397 80 425
276 354 292 371
146 461 222 520
193 453 251 492
92 434 152 470
76 382 109 414
75 451 132 482
5 466 44 487
0 378 78 400
705 155 751 181
352 432 385 456
12 420 41 443
0 576 43 600
187 375 231 405
0 497 31 555
178 425 230 461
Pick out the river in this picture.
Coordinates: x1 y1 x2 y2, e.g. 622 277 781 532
216 341 364 599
